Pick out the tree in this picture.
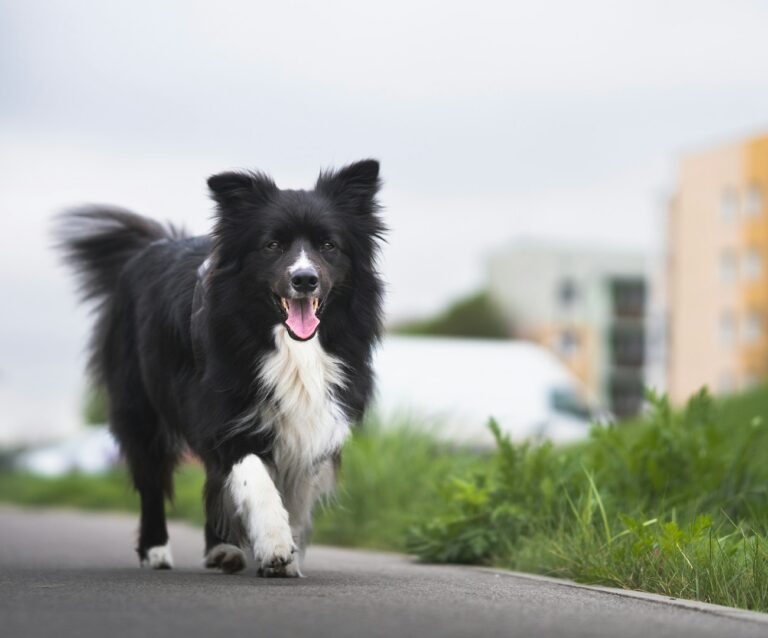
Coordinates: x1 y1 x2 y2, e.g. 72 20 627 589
392 290 511 340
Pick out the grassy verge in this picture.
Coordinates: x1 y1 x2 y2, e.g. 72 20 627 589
1 388 767 611
407 387 768 611
0 420 481 552
0 464 206 524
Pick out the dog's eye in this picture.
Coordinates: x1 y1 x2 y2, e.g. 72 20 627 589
265 240 283 252
320 241 335 252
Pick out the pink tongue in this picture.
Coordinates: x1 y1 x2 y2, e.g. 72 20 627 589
285 298 320 339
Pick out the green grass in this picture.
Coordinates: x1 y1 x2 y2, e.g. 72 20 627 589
2 387 768 612
313 420 482 549
406 387 768 611
0 464 206 523
0 418 481 553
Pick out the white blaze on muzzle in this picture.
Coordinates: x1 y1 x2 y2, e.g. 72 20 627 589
284 248 320 340
288 249 314 275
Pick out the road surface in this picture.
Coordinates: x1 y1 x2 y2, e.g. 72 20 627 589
1 506 766 637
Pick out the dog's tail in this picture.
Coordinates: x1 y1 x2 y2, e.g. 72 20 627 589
55 206 183 304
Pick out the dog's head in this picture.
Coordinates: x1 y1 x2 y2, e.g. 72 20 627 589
208 159 385 342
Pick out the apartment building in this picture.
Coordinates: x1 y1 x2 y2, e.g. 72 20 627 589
666 133 768 403
487 241 647 418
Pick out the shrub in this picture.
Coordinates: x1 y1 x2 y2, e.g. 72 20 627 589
407 387 768 610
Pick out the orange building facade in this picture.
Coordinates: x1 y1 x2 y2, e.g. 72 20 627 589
667 134 768 403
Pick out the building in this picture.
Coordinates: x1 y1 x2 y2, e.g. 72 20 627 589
487 241 648 418
666 133 768 403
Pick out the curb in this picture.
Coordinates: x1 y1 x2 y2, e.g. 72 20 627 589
479 566 768 626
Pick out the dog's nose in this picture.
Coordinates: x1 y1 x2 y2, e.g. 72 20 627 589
291 268 319 293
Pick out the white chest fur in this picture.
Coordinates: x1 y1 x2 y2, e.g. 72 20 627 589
258 326 350 475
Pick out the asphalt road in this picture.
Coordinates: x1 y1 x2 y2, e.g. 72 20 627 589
1 507 767 638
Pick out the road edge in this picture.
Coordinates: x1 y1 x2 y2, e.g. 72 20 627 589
477 565 768 626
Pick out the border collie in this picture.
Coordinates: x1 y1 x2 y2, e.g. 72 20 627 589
57 160 385 577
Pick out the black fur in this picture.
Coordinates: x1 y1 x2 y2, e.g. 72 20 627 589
56 159 385 563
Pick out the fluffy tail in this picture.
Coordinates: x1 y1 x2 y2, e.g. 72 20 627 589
55 206 183 303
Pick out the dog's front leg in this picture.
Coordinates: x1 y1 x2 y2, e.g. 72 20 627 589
228 454 298 577
284 459 338 561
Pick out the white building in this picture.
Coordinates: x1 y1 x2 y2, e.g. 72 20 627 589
487 240 649 417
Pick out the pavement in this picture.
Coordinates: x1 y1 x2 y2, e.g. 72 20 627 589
1 506 767 638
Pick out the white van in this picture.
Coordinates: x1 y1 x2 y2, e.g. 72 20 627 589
372 335 598 446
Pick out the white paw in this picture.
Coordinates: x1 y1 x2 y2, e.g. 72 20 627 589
204 543 247 574
141 543 173 569
283 559 303 578
253 526 298 577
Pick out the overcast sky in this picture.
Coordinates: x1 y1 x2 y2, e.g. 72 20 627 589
2 0 768 441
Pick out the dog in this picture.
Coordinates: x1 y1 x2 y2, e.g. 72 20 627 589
57 159 385 577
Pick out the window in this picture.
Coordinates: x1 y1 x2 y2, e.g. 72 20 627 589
744 311 763 344
720 312 736 347
557 278 578 308
608 375 645 418
720 250 738 284
610 325 644 367
721 187 739 221
611 279 645 317
744 248 762 280
746 184 763 217
550 387 592 420
558 329 579 357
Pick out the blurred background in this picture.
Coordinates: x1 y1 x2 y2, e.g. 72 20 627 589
2 0 768 461
5 2 768 609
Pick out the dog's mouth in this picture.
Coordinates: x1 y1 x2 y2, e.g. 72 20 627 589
274 295 323 341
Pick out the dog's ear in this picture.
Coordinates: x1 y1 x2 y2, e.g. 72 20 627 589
315 159 381 215
209 172 278 262
207 171 278 211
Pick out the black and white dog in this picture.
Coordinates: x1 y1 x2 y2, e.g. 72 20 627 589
58 159 385 577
